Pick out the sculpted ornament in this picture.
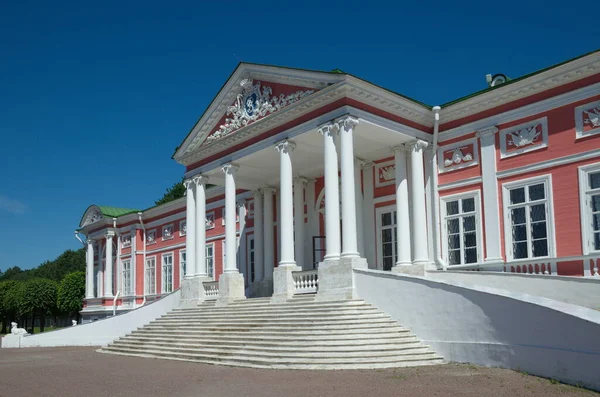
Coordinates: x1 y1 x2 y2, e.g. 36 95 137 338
444 148 473 167
11 322 28 335
584 105 600 128
207 80 314 143
509 124 541 147
379 165 395 181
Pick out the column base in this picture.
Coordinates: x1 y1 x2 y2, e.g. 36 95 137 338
315 257 367 302
271 265 301 303
216 272 246 306
483 258 506 271
180 276 212 307
392 263 425 276
251 279 273 298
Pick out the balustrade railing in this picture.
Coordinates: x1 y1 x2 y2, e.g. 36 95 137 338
203 281 219 299
293 270 318 294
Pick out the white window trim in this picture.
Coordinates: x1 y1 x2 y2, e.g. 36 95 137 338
179 220 187 237
578 162 600 255
499 117 548 159
161 252 174 294
161 224 174 241
375 204 397 271
179 249 187 280
146 229 157 245
121 259 132 296
502 174 556 261
575 100 600 139
206 242 215 279
437 138 479 173
439 189 484 265
145 255 157 295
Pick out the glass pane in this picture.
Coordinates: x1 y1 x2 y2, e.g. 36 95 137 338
447 218 459 234
462 198 475 213
529 183 545 201
463 216 476 232
532 239 548 257
594 233 600 251
448 234 460 250
513 242 528 259
594 214 600 230
592 195 600 212
381 213 392 226
383 257 393 271
382 229 392 243
532 222 547 239
250 239 254 249
464 248 477 264
590 172 600 189
383 243 393 257
511 207 526 225
513 225 527 242
446 201 459 216
464 232 477 248
510 187 525 204
530 204 546 222
393 211 397 224
448 250 461 265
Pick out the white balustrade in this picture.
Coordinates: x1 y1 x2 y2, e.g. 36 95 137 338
292 270 318 294
203 281 220 299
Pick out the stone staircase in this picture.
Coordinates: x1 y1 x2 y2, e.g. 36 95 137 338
98 295 443 369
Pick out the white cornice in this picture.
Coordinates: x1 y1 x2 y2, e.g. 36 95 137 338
440 81 600 142
438 176 483 191
496 148 600 179
441 52 600 124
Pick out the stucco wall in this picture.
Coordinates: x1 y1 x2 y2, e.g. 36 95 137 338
2 290 180 348
427 270 600 309
355 269 600 390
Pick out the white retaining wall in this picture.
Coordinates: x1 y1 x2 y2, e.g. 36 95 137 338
427 270 600 309
355 269 600 391
2 290 180 348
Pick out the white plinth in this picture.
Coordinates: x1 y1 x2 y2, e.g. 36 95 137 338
315 257 367 301
1 334 23 348
271 265 301 303
180 276 211 307
216 272 246 306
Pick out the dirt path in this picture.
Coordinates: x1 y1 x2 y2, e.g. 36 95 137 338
0 347 595 397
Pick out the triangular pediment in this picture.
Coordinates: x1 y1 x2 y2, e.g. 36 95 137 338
174 63 346 165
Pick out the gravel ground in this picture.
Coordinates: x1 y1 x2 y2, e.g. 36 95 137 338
0 347 596 397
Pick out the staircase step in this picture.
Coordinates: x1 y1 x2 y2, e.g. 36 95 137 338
121 335 418 346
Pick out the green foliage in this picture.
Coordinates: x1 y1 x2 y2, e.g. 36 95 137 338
0 248 85 283
20 278 58 317
57 272 85 315
3 281 25 316
155 177 186 206
0 281 19 316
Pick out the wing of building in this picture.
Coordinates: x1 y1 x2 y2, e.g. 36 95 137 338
76 50 600 321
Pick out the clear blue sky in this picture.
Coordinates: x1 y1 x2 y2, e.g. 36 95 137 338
0 0 597 271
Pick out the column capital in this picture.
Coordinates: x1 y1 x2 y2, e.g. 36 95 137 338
183 178 194 189
361 161 375 170
86 238 94 246
236 200 246 209
262 186 275 194
105 231 115 239
252 189 263 198
391 144 406 153
335 115 359 132
192 174 209 186
293 176 308 186
354 157 366 167
476 126 499 138
221 163 239 175
317 122 336 137
274 140 296 154
405 139 429 152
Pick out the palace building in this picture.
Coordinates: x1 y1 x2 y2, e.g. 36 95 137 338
77 50 600 322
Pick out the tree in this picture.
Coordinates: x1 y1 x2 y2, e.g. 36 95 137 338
0 266 29 282
0 280 19 334
155 178 186 206
31 249 86 282
57 272 85 321
20 279 58 333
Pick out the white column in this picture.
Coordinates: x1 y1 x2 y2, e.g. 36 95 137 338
104 233 114 297
275 190 281 264
362 162 376 267
222 164 239 273
97 240 103 297
253 190 264 282
194 176 209 277
116 233 122 294
408 140 429 265
318 123 341 260
336 116 360 258
354 158 365 257
293 177 307 269
424 148 435 263
85 239 95 299
130 227 137 296
238 201 247 279
394 146 412 266
263 187 275 279
184 178 196 278
275 140 297 267
477 126 504 264
305 179 318 269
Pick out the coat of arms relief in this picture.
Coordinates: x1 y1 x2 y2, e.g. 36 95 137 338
206 79 315 143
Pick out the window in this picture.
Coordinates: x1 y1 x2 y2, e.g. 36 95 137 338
122 260 132 296
503 176 554 260
179 220 187 236
145 257 156 295
162 254 174 293
180 250 187 279
579 164 600 254
146 230 156 245
248 236 255 282
162 224 174 241
377 208 397 271
206 244 214 277
441 192 482 266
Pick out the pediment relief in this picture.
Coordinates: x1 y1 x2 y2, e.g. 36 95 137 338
81 208 104 227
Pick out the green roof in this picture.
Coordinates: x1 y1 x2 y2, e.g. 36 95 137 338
97 206 140 218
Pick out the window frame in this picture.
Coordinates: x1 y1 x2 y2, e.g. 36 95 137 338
146 229 157 245
440 189 484 266
161 224 174 241
206 242 215 279
578 163 600 255
145 256 156 295
502 174 556 261
179 220 187 237
375 204 398 271
121 259 132 296
161 252 174 294
179 249 187 280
